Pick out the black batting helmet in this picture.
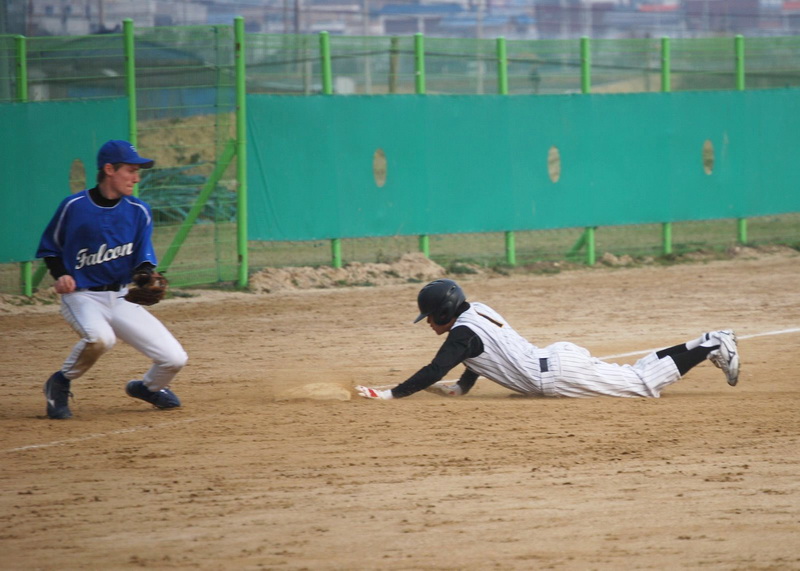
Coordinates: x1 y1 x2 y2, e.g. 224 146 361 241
414 279 466 325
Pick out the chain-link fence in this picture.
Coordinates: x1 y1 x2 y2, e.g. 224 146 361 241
2 28 800 295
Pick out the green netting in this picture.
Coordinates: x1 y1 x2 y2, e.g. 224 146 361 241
245 33 323 94
326 35 414 95
508 38 583 94
132 25 238 287
671 37 738 91
0 36 17 102
25 34 128 101
591 38 663 93
745 36 800 89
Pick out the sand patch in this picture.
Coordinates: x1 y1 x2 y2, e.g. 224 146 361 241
274 382 353 402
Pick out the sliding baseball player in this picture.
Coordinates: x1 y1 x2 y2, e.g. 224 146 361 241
356 279 739 400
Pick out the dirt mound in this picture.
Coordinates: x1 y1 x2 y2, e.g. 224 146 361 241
248 252 448 293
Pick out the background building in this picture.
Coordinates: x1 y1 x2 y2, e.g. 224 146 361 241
2 0 800 38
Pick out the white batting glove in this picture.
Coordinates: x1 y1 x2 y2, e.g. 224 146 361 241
424 381 464 397
355 385 394 400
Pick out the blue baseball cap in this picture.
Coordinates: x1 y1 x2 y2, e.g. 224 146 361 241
97 140 155 170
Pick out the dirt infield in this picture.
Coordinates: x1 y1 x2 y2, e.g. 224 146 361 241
2 252 799 570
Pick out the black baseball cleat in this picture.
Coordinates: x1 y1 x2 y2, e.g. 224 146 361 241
125 380 181 409
44 371 73 419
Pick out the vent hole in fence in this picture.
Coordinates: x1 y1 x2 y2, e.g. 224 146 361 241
702 140 714 175
548 146 561 183
70 159 86 193
373 148 387 188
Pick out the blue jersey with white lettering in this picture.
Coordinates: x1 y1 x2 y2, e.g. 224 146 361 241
37 189 158 289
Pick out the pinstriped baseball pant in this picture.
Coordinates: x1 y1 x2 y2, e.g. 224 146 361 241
539 342 680 398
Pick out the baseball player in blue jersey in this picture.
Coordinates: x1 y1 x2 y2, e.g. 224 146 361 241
37 140 188 419
356 279 739 400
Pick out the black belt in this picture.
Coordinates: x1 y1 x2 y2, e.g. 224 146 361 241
539 357 549 373
87 284 122 292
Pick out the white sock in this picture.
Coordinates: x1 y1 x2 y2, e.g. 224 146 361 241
686 332 719 350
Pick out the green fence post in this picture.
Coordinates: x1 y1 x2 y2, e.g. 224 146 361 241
735 34 748 244
580 37 595 265
414 33 430 258
585 227 596 266
331 239 342 269
123 19 137 146
320 31 333 95
234 16 249 287
662 222 673 257
735 35 745 91
122 19 141 200
661 36 673 256
418 235 430 257
20 261 32 297
15 35 27 101
496 36 508 95
496 36 516 267
414 33 426 95
15 35 33 295
319 31 342 268
504 231 516 267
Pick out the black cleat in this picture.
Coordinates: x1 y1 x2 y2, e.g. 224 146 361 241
125 380 181 409
44 371 73 419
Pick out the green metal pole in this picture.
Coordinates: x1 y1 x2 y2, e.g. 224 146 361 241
735 34 747 244
568 231 588 259
123 19 137 146
496 36 508 95
505 231 516 266
122 18 141 201
414 33 426 95
580 36 591 94
662 222 673 256
735 35 745 91
319 31 342 268
234 16 249 287
414 33 430 257
661 36 673 256
418 235 430 258
496 37 516 267
15 35 27 101
585 227 596 266
16 35 32 295
32 263 48 289
320 31 333 95
21 261 32 297
580 37 594 265
331 239 342 269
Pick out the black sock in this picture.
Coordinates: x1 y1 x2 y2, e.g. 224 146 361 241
669 345 716 376
656 343 689 359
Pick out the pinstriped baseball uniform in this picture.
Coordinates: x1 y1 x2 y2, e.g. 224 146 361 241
457 302 680 398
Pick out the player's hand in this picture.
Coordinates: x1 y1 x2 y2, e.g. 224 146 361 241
54 275 76 294
424 381 464 397
355 385 394 400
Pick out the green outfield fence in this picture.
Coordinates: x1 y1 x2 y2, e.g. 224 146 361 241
2 23 800 295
